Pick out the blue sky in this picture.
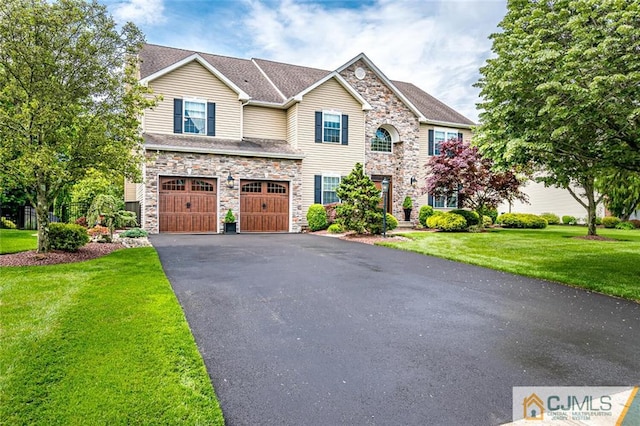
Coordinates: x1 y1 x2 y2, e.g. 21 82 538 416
101 0 508 122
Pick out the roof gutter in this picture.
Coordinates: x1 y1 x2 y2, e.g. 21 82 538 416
145 143 305 160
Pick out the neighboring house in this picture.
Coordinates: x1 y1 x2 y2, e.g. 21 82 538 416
127 43 474 233
497 181 604 222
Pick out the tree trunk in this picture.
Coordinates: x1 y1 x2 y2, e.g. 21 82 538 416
36 180 51 253
583 178 598 236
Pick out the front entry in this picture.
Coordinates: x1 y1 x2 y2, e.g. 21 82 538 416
371 175 393 214
240 180 289 232
159 177 217 232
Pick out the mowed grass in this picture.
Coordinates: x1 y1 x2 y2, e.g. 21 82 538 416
0 248 224 425
0 229 37 254
382 225 640 301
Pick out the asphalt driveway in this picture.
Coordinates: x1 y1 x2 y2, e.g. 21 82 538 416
151 234 640 425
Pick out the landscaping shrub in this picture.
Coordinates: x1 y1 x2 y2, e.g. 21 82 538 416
429 212 467 232
477 206 498 224
370 213 399 234
595 217 603 225
1 217 17 229
615 221 635 230
497 213 547 229
425 211 443 228
120 228 149 238
306 204 328 231
324 202 339 224
562 215 577 225
402 196 413 210
540 212 560 225
629 219 640 229
602 216 620 229
88 225 110 242
327 223 345 234
418 205 434 227
482 215 493 227
75 216 88 227
449 209 480 226
49 223 89 252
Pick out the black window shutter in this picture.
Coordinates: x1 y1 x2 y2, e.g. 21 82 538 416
314 175 322 203
207 102 216 136
428 129 434 155
173 98 183 134
315 112 322 143
341 114 348 145
458 132 463 142
428 194 434 207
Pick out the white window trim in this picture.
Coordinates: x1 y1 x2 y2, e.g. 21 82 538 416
183 97 207 135
321 173 341 204
322 110 342 144
433 127 459 156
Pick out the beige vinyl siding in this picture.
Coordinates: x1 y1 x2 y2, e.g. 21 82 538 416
287 104 298 148
417 125 473 208
144 61 241 139
124 179 137 202
243 106 287 140
498 181 601 220
295 78 366 215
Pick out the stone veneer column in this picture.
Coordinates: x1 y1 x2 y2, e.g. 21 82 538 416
340 60 423 221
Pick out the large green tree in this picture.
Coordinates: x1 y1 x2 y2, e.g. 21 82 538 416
596 170 640 221
475 0 640 235
0 0 156 252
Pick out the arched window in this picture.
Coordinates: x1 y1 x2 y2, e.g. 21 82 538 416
371 127 392 152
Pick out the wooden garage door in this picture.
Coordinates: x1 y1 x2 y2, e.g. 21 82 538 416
240 181 289 232
159 177 217 232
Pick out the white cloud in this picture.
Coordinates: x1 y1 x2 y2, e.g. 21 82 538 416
241 0 506 121
112 0 166 26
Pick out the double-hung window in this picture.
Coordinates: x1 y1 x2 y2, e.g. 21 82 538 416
323 112 341 143
315 111 349 145
184 100 206 134
433 194 458 209
434 129 460 155
322 176 341 204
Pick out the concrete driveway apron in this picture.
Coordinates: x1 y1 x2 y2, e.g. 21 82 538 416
150 233 640 426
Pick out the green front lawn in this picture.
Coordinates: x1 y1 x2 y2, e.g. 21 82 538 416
382 225 640 301
0 229 37 254
0 248 224 425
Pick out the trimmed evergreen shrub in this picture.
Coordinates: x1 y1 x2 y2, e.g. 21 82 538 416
335 163 383 234
120 228 149 238
306 204 328 231
602 216 620 229
615 221 635 230
540 212 560 225
386 213 398 231
482 215 493 227
49 223 90 252
0 217 17 229
430 212 467 232
449 209 480 226
497 213 547 229
595 217 603 225
418 205 434 227
562 215 577 225
327 223 345 234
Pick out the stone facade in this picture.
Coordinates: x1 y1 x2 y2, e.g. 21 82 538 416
143 150 303 233
340 60 423 221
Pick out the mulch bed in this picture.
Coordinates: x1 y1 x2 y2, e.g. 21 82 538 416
0 242 124 267
311 230 411 245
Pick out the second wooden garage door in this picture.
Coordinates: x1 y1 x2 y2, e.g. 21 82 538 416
240 180 289 232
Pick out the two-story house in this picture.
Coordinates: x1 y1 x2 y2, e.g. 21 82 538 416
126 43 474 233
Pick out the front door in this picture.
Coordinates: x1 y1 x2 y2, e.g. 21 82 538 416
371 175 393 214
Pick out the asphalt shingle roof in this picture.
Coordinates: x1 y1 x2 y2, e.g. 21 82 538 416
139 44 474 126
